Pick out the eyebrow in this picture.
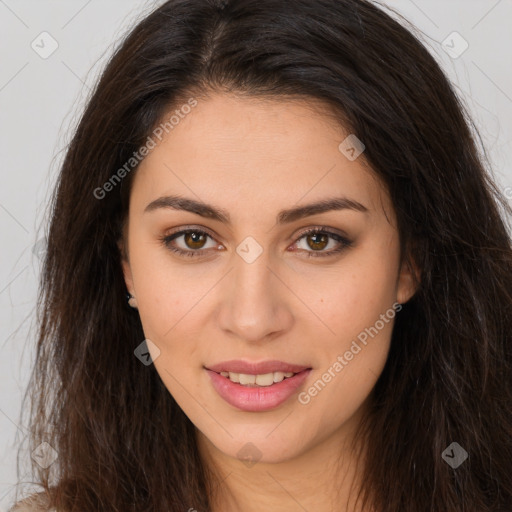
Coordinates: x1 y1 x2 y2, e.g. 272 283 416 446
144 194 368 224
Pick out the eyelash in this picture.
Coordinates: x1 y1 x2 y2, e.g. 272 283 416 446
159 226 352 259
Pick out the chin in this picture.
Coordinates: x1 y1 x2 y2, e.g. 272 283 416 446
202 425 310 466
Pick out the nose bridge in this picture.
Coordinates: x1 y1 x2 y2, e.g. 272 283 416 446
217 238 292 342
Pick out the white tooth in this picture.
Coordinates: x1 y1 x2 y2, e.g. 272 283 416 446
255 373 274 386
227 371 298 385
273 371 285 383
238 373 256 385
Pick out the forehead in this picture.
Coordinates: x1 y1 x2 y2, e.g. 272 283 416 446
130 93 389 218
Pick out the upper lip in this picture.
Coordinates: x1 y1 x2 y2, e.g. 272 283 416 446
205 360 311 375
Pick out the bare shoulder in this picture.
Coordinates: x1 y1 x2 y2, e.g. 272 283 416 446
10 492 56 512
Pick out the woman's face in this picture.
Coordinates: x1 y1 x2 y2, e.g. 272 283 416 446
120 92 416 464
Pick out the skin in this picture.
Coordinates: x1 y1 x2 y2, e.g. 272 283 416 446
119 92 417 512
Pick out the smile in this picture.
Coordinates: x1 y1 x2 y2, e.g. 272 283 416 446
204 363 312 412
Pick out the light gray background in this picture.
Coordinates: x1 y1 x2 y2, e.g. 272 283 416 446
1 1 511 509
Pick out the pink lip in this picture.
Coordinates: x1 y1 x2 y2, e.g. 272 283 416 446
205 366 312 412
205 359 310 374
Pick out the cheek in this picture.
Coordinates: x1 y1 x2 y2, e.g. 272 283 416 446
313 242 400 342
297 237 399 407
313 284 396 393
129 231 215 340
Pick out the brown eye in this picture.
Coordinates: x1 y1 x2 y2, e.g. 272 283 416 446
161 228 220 258
306 232 329 251
293 228 352 258
183 231 208 249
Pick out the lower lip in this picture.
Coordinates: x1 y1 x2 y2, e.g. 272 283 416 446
205 368 312 412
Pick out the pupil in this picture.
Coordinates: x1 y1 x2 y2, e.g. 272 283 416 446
308 233 327 250
186 232 206 249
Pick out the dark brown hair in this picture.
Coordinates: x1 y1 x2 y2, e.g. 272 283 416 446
14 0 512 510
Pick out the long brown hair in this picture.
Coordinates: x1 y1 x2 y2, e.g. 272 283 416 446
14 0 512 510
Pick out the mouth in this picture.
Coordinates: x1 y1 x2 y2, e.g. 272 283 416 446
204 361 312 412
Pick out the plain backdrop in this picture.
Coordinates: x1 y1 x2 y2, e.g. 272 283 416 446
1 0 511 509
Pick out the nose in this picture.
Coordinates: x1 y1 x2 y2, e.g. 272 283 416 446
216 245 294 343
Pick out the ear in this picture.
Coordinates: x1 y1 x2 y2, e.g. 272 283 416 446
117 238 135 297
396 254 420 305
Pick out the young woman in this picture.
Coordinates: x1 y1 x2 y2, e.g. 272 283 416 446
12 0 512 510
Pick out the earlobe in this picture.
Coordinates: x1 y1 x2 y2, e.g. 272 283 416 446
396 256 420 305
127 293 138 309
